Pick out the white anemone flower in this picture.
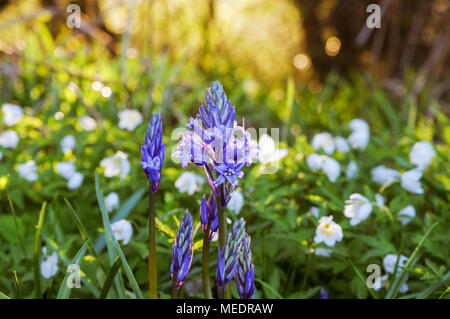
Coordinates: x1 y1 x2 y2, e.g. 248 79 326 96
383 254 408 274
100 151 131 180
227 190 244 215
2 103 23 126
0 130 19 149
312 132 335 155
306 153 323 172
349 118 369 132
314 216 343 247
321 157 341 182
373 274 408 293
409 141 436 170
346 160 358 179
375 194 386 207
41 247 58 279
105 192 120 212
314 247 332 257
400 169 424 194
111 219 133 244
343 193 372 226
0 150 2 160
175 172 204 195
55 161 76 179
397 205 416 225
67 172 84 190
307 206 320 219
79 115 97 131
258 134 288 164
347 119 370 150
18 160 38 182
371 165 400 185
60 135 76 154
118 109 143 131
334 136 350 153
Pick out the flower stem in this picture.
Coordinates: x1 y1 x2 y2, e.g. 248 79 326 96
202 225 212 299
171 276 178 299
216 190 226 299
148 183 158 299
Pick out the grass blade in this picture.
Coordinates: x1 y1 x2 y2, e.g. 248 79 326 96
33 201 47 298
416 272 450 299
386 222 439 299
0 290 10 299
255 278 283 299
94 188 145 252
348 259 378 299
64 198 107 273
56 241 89 299
95 171 143 299
13 270 22 299
99 256 123 299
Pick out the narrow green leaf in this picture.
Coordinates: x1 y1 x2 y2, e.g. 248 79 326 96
386 222 439 299
348 259 378 299
0 290 10 299
57 241 89 299
64 198 107 273
95 171 143 299
255 278 283 299
33 202 47 299
99 256 123 299
416 272 450 299
13 271 22 299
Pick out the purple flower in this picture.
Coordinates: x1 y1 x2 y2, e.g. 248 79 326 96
213 160 245 188
216 218 246 290
320 287 328 299
200 194 218 239
140 113 165 192
170 209 194 289
235 234 255 299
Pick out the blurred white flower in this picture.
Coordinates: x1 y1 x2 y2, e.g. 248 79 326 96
2 103 23 126
322 157 341 182
397 205 416 225
346 160 358 179
0 130 19 149
306 153 323 172
314 247 332 257
383 254 408 274
371 165 400 185
312 132 335 155
118 109 143 131
18 160 38 182
258 134 288 164
79 115 97 131
400 169 424 194
373 274 408 293
56 161 76 179
67 172 84 190
111 219 133 245
0 150 2 160
60 135 76 154
344 193 372 226
348 119 370 150
375 194 386 207
175 172 204 195
210 232 218 242
227 190 244 214
409 141 436 170
41 247 58 279
100 151 130 180
334 136 350 153
307 206 320 219
105 192 120 212
314 216 343 247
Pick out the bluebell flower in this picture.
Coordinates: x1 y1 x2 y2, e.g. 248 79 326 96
170 209 194 289
213 160 245 187
320 287 328 299
200 194 218 240
140 113 165 192
216 218 246 290
235 233 255 299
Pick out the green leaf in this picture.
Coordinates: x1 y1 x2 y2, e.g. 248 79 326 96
33 202 47 299
0 290 10 299
255 278 283 299
13 270 22 299
57 241 89 299
99 256 123 299
348 259 377 299
95 171 144 299
416 272 450 299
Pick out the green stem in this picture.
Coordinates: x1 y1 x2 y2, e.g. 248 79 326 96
216 190 227 299
202 225 212 299
148 184 158 299
171 277 178 299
